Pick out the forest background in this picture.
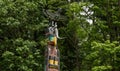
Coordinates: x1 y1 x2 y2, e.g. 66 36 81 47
0 0 120 71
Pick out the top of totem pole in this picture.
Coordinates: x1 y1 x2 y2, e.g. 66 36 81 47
43 8 67 22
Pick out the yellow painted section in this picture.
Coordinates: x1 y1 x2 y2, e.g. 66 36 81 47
54 60 58 65
49 60 54 65
54 37 57 46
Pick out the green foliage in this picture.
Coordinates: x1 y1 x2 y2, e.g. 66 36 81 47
0 0 44 71
0 38 42 71
85 41 120 71
92 66 112 71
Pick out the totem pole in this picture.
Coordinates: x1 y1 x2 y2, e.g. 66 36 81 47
43 9 66 71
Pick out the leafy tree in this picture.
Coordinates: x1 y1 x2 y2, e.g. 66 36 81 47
0 0 120 71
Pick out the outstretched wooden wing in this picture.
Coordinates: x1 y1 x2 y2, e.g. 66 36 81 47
43 9 67 22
